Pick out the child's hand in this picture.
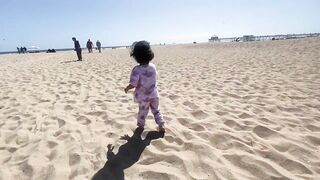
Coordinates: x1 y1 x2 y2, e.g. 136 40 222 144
124 84 135 93
124 87 129 93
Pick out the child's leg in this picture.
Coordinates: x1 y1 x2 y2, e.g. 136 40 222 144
150 98 164 127
137 101 150 128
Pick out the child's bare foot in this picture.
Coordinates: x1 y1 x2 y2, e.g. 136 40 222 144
159 126 165 133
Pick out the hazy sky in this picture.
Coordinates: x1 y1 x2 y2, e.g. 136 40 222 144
0 0 319 51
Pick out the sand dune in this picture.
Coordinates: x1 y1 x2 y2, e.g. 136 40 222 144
0 38 320 179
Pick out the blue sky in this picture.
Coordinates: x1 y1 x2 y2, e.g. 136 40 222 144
0 0 319 51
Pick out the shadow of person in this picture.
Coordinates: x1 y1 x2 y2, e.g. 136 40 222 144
92 127 164 180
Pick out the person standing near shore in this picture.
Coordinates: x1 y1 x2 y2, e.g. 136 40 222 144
86 39 93 53
72 37 82 61
96 40 101 53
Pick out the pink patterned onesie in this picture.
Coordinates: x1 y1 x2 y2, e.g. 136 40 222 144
129 63 164 128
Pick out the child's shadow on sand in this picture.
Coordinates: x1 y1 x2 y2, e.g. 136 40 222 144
92 128 164 180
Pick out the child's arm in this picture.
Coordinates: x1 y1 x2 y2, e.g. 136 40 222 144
126 66 139 93
124 84 135 93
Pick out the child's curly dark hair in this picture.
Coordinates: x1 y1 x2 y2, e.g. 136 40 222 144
130 41 154 65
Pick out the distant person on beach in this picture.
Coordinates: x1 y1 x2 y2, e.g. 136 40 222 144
96 40 101 53
20 47 24 54
72 37 82 61
46 49 56 53
124 41 165 133
86 39 93 53
17 47 21 54
23 47 27 53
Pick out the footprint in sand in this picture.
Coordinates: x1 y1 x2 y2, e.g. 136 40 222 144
224 120 244 130
277 106 302 113
39 99 50 103
69 153 81 166
19 161 33 177
52 117 66 128
16 132 29 145
5 133 18 144
183 82 190 87
305 125 320 132
168 94 180 101
280 159 313 174
182 101 199 110
189 123 206 131
191 110 209 120
177 118 190 126
64 105 74 111
47 141 58 149
1 96 10 100
68 80 77 84
94 100 103 104
305 135 320 146
271 141 291 152
57 118 66 128
121 99 129 103
47 149 58 161
165 136 184 145
209 133 233 150
76 116 91 125
224 92 241 99
87 111 107 117
238 112 252 119
69 91 78 95
12 116 21 120
253 125 278 139
7 147 17 153
215 111 228 116
53 130 63 137
66 100 76 104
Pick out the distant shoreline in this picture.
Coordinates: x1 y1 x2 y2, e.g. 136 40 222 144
2 32 320 55
0 45 130 55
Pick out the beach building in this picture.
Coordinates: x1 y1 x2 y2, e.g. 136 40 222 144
208 35 219 42
242 35 255 41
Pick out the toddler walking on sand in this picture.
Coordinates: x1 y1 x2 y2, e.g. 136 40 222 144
124 41 165 132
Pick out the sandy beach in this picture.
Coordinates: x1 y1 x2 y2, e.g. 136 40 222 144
0 38 320 180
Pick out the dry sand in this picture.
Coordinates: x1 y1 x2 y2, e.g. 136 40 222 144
0 38 320 180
